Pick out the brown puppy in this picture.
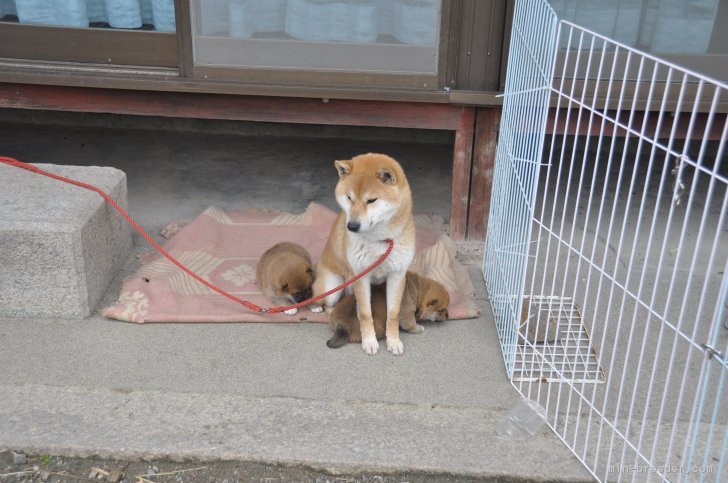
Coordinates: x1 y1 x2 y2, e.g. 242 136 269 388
256 242 314 315
311 153 416 355
327 272 450 348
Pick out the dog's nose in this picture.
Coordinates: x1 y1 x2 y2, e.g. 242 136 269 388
293 292 308 303
347 221 361 232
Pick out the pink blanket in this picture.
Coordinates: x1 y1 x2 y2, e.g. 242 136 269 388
103 203 479 323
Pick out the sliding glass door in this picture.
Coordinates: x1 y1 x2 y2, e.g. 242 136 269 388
189 0 444 88
0 0 178 66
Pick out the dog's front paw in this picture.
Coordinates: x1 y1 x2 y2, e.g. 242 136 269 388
284 307 298 315
387 338 404 356
361 336 379 355
309 305 324 313
408 324 425 334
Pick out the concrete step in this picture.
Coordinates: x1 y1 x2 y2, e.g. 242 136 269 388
0 383 592 481
0 163 131 318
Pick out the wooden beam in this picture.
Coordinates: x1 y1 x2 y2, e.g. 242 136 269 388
449 106 476 241
547 108 725 141
0 83 465 130
467 107 500 241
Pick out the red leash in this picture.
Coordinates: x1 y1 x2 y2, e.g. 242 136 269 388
0 156 393 315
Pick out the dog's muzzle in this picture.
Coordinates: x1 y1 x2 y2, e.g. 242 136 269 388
347 221 361 232
293 290 312 303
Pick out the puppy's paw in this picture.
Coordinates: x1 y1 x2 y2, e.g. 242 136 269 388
309 305 324 313
408 324 425 334
361 336 379 355
387 338 404 356
284 307 298 315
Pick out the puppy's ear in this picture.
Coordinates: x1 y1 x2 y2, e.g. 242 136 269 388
376 168 396 185
335 160 352 178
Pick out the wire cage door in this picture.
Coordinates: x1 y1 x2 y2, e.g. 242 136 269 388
482 0 558 378
483 0 727 480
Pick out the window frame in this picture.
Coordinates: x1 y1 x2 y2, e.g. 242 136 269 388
0 10 178 67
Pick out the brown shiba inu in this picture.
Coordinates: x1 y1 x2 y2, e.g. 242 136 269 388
326 272 450 348
310 153 416 355
256 242 314 315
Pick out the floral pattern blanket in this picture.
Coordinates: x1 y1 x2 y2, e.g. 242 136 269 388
103 203 479 323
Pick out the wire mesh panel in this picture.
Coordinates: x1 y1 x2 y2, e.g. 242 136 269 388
483 0 558 376
686 276 728 482
484 0 727 481
514 296 606 384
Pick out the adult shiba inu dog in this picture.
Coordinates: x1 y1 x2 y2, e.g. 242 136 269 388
326 272 450 349
310 153 416 355
256 242 315 315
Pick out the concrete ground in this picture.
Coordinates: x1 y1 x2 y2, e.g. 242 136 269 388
0 111 592 481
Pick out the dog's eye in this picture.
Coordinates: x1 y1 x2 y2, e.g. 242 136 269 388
282 283 289 292
367 198 378 204
346 195 352 202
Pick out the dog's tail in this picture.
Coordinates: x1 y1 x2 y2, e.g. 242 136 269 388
326 325 350 348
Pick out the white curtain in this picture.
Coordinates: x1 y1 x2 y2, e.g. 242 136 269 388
198 0 439 45
0 0 175 31
549 0 720 54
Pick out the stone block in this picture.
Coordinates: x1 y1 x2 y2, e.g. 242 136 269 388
0 163 132 318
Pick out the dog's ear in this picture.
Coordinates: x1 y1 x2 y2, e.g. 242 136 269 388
376 168 396 185
335 160 352 178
